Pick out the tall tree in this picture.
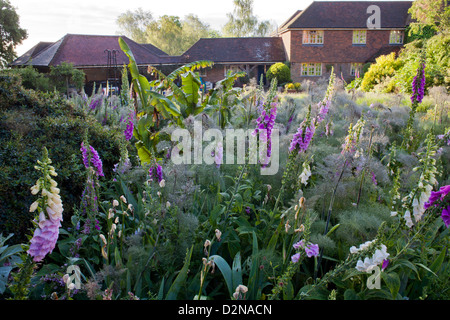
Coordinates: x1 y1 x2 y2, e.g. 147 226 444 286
116 10 218 56
116 8 153 43
0 0 27 68
145 15 184 55
409 0 450 32
180 14 217 52
222 0 275 37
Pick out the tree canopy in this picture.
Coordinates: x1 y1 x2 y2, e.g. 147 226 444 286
222 0 275 37
115 0 276 55
116 8 153 44
0 0 27 68
408 0 450 32
145 14 216 56
116 9 217 56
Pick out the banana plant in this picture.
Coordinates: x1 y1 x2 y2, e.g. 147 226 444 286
119 37 215 165
202 70 247 129
0 234 23 294
148 60 214 117
119 37 182 165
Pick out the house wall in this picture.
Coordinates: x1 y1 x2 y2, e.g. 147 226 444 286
200 64 270 86
280 31 292 62
286 29 402 82
201 65 226 84
81 68 108 83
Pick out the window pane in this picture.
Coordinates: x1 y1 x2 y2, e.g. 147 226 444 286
303 30 323 44
390 31 403 44
353 30 366 44
301 63 322 76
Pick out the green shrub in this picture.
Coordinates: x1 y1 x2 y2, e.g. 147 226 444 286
266 62 291 85
0 72 123 243
49 62 85 94
14 66 51 92
360 52 404 92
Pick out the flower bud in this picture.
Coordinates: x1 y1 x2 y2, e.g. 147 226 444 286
215 229 222 242
30 201 39 212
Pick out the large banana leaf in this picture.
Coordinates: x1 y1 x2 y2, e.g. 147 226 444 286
166 60 214 82
181 71 201 114
119 37 181 119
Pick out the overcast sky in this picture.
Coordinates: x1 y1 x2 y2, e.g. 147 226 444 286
11 0 314 55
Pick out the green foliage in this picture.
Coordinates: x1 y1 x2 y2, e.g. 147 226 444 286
266 63 291 85
360 52 404 92
0 233 23 295
0 0 27 68
116 7 153 43
284 82 301 92
0 71 123 243
1 53 449 301
393 33 450 94
14 65 50 91
222 0 275 37
117 8 218 56
406 23 438 43
408 0 450 33
49 62 86 94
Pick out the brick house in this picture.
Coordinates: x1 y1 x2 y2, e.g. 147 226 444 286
10 34 177 94
276 1 413 82
180 37 286 86
11 1 413 89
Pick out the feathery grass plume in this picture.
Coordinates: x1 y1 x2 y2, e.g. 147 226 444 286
335 203 392 249
27 147 63 262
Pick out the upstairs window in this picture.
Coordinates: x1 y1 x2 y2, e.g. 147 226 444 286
353 30 366 44
301 63 322 76
303 30 324 44
389 30 404 44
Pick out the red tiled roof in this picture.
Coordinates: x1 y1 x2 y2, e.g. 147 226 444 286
283 1 413 29
13 34 169 67
11 42 54 66
181 37 286 64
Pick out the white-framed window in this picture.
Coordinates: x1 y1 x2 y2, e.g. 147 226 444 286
301 63 322 76
389 30 404 44
352 30 367 44
224 65 239 76
350 63 363 77
302 30 324 44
